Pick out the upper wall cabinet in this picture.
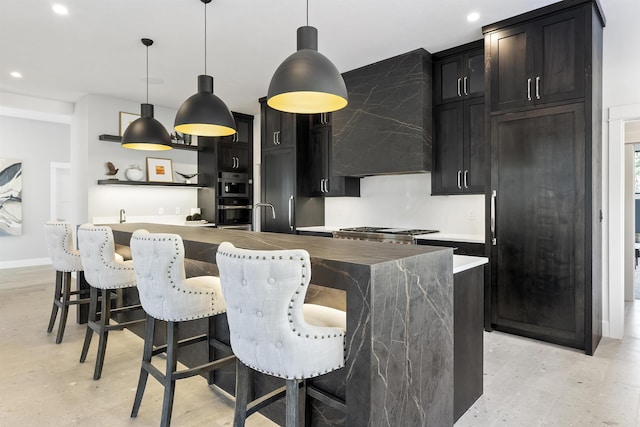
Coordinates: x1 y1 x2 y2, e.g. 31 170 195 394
488 7 585 112
332 48 433 176
434 43 484 104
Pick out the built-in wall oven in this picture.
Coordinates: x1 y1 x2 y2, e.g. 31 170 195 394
217 198 252 227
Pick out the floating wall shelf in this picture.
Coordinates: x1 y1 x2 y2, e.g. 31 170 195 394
97 179 202 188
98 134 203 151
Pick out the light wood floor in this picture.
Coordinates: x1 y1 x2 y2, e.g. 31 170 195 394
2 266 640 426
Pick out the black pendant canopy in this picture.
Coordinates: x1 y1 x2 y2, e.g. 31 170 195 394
122 38 172 151
267 3 348 114
174 0 236 137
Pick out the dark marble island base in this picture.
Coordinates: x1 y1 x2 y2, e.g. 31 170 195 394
110 223 454 427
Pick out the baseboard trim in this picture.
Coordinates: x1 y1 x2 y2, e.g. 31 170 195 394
0 258 51 270
601 320 611 338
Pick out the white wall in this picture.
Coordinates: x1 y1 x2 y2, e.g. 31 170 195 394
325 173 484 235
0 115 70 267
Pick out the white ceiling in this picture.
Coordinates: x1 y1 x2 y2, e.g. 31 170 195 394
0 0 610 117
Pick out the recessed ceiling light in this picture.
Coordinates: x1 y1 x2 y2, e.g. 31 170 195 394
467 12 480 22
52 4 69 15
10 71 22 78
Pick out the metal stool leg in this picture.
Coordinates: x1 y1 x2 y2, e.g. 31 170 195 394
93 289 111 380
131 315 155 417
47 271 63 333
55 272 72 344
233 360 250 427
80 286 98 363
160 321 178 427
286 379 300 427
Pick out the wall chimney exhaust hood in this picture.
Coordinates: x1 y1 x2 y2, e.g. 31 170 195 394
331 48 433 177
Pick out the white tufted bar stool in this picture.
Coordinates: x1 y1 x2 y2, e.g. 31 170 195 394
216 242 347 427
77 224 145 380
129 230 235 427
44 221 90 344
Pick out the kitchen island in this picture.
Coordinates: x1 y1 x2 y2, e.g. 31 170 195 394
109 223 454 427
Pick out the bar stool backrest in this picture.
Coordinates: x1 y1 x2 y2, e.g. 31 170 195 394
130 229 225 321
44 221 83 272
77 224 135 289
216 242 345 380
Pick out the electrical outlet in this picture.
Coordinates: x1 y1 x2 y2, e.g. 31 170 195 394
175 207 180 214
468 210 476 220
158 207 164 215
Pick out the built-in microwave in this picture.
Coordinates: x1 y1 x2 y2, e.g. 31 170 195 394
218 171 250 198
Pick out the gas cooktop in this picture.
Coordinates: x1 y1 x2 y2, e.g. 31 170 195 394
339 227 439 235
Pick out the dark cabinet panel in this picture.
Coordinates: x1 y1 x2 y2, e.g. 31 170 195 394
217 143 249 173
262 148 296 233
308 114 360 198
434 42 484 105
263 104 295 150
432 98 485 195
489 8 584 112
491 103 586 348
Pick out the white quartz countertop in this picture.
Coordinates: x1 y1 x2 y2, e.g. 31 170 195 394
453 255 488 274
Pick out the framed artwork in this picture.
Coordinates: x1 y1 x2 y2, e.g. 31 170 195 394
119 111 140 136
146 157 173 183
0 158 22 236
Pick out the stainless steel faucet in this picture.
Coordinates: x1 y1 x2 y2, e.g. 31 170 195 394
119 209 126 223
253 203 275 231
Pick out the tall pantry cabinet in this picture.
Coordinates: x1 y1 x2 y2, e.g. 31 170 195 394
484 0 604 355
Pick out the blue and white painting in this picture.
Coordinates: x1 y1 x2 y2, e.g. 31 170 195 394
0 159 22 236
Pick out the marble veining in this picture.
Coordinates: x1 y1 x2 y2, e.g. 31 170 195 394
109 224 453 427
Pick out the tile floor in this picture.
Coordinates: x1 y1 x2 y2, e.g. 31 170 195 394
1 265 640 426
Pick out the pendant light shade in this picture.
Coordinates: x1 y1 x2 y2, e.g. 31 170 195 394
174 0 236 137
267 26 348 114
174 75 236 137
122 38 172 151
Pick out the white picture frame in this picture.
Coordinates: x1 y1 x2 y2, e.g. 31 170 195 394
146 157 173 183
119 111 140 136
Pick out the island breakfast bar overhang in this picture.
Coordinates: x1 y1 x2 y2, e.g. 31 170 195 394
109 223 454 427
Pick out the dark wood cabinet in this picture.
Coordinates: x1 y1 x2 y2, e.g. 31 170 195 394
197 112 254 224
484 0 604 355
259 100 324 233
488 7 585 112
432 51 485 195
434 42 484 104
307 114 360 198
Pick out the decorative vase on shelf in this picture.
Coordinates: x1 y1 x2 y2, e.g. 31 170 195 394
125 165 144 181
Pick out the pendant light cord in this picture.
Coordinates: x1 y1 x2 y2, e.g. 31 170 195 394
145 43 149 104
204 0 208 75
306 0 309 26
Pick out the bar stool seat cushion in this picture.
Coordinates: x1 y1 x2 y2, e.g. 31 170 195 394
303 304 346 331
216 242 345 380
131 230 226 322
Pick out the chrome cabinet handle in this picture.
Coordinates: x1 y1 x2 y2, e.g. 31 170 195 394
464 170 469 189
527 78 532 101
463 76 468 95
535 76 541 99
457 170 462 189
288 195 294 230
277 131 281 145
457 78 462 97
320 179 325 193
273 131 276 145
491 190 497 245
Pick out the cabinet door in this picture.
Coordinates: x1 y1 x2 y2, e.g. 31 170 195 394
465 50 485 99
462 98 486 194
262 148 295 233
234 115 251 145
489 24 534 112
533 8 585 105
309 127 329 196
491 103 585 348
435 56 463 104
432 102 464 195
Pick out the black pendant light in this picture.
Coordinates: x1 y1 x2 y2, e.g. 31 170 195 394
174 0 236 137
122 38 172 151
267 0 348 114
